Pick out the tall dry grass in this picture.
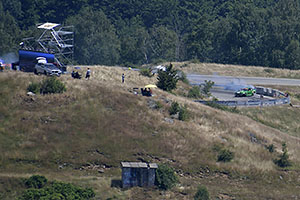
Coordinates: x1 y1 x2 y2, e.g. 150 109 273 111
2 65 300 199
175 62 300 78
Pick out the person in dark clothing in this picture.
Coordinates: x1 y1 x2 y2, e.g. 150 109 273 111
86 68 91 80
122 73 125 83
72 71 81 79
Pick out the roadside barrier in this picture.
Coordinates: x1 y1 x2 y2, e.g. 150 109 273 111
196 86 290 107
195 97 290 107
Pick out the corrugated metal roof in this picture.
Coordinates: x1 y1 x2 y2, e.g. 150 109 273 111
121 162 131 168
149 163 158 168
121 162 157 168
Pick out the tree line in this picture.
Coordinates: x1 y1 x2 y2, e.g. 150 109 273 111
2 0 300 69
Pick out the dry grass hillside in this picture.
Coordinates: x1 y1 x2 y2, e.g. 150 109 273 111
172 61 300 78
1 64 300 199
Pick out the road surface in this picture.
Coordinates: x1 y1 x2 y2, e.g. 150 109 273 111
187 74 300 86
187 74 299 101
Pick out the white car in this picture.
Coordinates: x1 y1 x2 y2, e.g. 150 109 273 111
34 63 62 76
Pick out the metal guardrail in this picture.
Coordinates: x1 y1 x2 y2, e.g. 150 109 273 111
196 97 290 107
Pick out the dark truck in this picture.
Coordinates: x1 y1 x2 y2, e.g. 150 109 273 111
13 50 55 72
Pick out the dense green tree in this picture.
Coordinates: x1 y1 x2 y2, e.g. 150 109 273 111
66 7 120 65
263 0 300 68
285 40 300 69
147 26 178 62
3 0 300 69
157 63 179 92
2 0 22 21
185 14 212 61
116 17 148 65
155 164 179 190
0 2 20 55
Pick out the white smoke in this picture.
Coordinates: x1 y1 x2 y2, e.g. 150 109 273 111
0 52 18 64
224 78 254 91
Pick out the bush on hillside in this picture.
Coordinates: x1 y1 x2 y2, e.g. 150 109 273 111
40 77 66 94
194 185 210 200
169 102 190 121
266 144 275 153
169 101 180 115
178 71 189 84
154 101 163 109
178 105 190 121
140 68 153 77
274 142 292 168
25 175 47 189
27 77 66 95
27 82 41 94
188 86 202 98
19 178 95 200
294 93 300 100
155 164 178 190
202 80 214 96
217 149 234 162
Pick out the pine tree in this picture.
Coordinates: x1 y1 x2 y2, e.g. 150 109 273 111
274 142 292 168
157 63 179 91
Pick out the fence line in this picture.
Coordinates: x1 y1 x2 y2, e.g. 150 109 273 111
195 97 290 107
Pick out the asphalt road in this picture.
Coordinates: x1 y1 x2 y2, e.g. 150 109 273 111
210 87 272 101
187 74 300 86
187 74 299 100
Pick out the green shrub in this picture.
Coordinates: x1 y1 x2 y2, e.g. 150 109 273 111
194 185 210 200
155 164 178 190
274 142 292 168
169 101 180 115
264 68 274 73
188 86 202 98
140 68 153 77
178 105 189 121
155 101 163 109
190 58 200 63
294 93 300 100
217 149 234 162
40 77 66 94
18 188 45 200
25 175 47 189
266 144 275 153
19 179 95 200
157 63 179 92
178 71 189 84
27 82 41 94
202 80 214 96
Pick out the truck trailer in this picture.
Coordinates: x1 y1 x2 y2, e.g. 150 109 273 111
14 50 55 72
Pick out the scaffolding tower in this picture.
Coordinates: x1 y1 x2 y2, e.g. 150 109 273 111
20 22 74 69
36 22 74 68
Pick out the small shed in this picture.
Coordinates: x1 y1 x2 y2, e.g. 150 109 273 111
121 162 158 188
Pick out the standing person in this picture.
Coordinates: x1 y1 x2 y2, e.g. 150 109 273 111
122 73 125 83
86 68 91 80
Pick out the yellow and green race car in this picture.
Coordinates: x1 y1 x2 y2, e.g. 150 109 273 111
235 88 256 97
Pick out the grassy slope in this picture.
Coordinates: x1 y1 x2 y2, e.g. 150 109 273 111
179 61 300 79
1 64 300 199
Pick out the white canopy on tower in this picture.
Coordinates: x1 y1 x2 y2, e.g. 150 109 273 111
38 22 60 30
